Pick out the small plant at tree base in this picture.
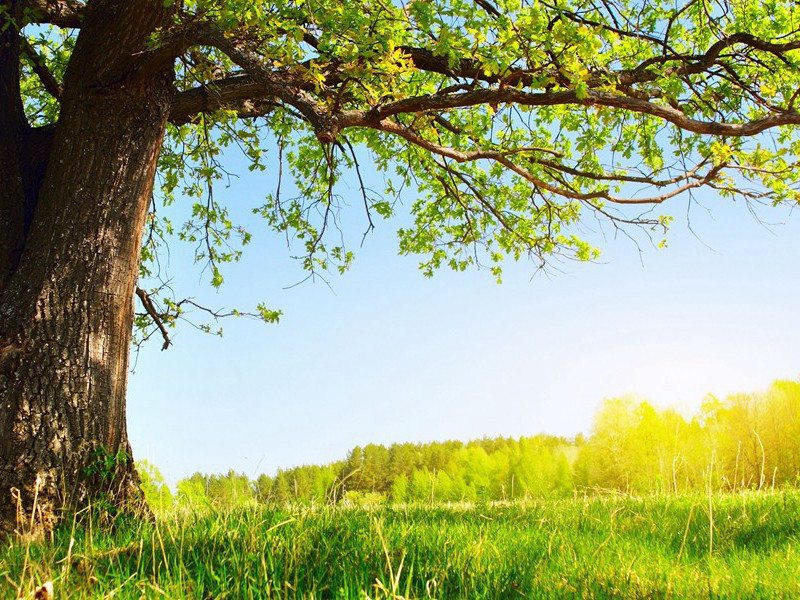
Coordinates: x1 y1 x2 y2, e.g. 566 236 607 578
80 446 145 526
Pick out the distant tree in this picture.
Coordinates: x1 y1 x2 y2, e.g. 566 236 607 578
489 447 511 500
254 474 273 503
176 472 210 508
460 446 493 500
340 446 365 493
205 470 254 506
434 470 455 502
137 460 174 512
704 393 765 489
170 377 800 511
700 382 800 491
579 397 639 491
762 381 800 485
409 469 433 502
388 444 420 482
270 470 294 503
553 453 573 497
361 444 391 492
390 473 409 504
309 465 339 502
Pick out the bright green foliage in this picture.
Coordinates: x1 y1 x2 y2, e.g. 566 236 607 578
16 0 800 340
137 460 174 513
167 434 580 508
409 467 434 502
171 469 258 507
153 378 800 508
389 472 409 503
151 0 800 277
576 379 800 494
3 493 800 598
175 472 211 508
203 470 256 505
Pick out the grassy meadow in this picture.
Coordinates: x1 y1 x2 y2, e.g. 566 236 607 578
2 490 799 599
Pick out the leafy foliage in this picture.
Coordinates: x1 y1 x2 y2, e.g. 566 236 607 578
15 0 800 344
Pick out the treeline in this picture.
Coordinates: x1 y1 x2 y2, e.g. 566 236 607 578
140 379 800 508
576 379 800 494
140 436 575 510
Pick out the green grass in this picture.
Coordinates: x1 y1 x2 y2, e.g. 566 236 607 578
2 491 799 599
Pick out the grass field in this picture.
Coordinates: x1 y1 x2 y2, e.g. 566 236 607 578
2 491 799 599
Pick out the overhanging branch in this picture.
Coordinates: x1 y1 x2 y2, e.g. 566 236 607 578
20 37 62 100
155 8 800 220
163 14 800 139
170 76 277 124
20 0 84 27
135 287 171 350
375 118 727 205
171 72 800 139
339 87 800 137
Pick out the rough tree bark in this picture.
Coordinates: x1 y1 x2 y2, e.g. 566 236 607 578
0 0 174 535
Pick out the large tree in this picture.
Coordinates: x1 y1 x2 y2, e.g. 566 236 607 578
1 0 799 533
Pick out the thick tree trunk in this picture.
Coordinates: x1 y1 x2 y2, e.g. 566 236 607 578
0 0 174 535
0 1 27 281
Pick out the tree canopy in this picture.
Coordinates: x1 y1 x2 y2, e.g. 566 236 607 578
15 0 800 340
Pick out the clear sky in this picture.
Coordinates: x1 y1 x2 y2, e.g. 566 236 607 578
127 147 800 485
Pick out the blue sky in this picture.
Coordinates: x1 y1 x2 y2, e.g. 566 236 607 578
127 149 800 484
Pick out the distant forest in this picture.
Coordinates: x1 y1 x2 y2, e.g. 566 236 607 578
141 379 800 509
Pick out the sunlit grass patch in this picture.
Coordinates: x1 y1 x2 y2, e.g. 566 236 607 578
2 491 799 599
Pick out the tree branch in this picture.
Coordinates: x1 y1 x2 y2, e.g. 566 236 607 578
531 158 710 188
135 287 171 350
0 3 28 281
375 118 727 205
172 69 800 140
170 76 277 124
19 0 84 27
20 36 62 100
168 23 336 137
339 87 800 137
163 13 800 139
